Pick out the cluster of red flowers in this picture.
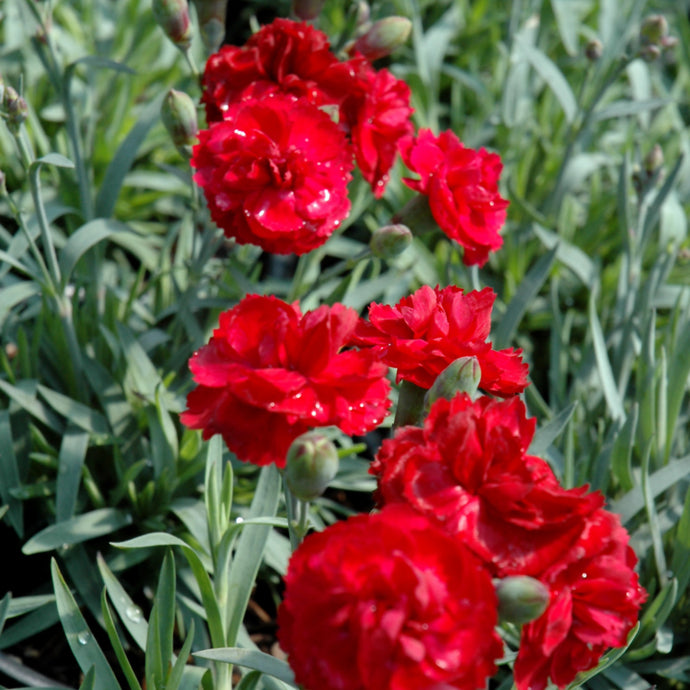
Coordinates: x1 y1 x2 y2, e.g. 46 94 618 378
182 15 645 690
194 18 413 255
194 17 509 265
277 390 645 690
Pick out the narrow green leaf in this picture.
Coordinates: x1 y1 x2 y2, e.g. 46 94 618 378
78 666 96 690
35 153 75 169
529 403 577 457
23 508 133 554
194 648 296 686
593 98 670 121
6 595 55 618
610 404 638 492
516 38 577 122
113 533 225 648
588 290 625 422
0 593 11 637
532 224 595 286
59 219 127 283
56 425 90 522
101 589 143 690
494 246 558 349
168 621 196 690
670 488 690 597
97 553 148 651
95 94 165 218
226 465 281 646
51 559 120 689
0 411 24 536
665 320 690 463
610 455 690 524
146 551 176 690
0 282 42 329
37 384 110 437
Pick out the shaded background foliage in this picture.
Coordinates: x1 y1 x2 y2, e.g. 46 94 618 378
0 0 689 688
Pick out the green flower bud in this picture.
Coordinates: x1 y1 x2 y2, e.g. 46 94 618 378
191 0 226 53
370 223 412 259
423 357 481 415
640 14 668 46
292 0 325 21
161 88 198 158
495 576 550 625
285 432 339 501
354 1 371 29
3 86 28 133
352 16 412 61
152 0 192 50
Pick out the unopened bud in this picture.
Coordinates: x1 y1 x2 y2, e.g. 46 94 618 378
585 39 603 61
152 0 192 50
423 357 481 415
660 35 678 52
644 144 663 176
370 223 412 259
292 0 325 21
352 16 412 61
192 0 226 53
640 14 668 46
495 576 550 625
285 432 339 501
4 86 28 133
161 89 198 158
5 342 18 361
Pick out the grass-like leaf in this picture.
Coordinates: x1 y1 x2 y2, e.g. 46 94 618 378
23 508 133 555
194 648 296 687
51 559 120 690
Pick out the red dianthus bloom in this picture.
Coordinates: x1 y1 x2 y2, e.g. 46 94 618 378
191 96 353 255
400 129 509 266
354 284 528 395
342 64 414 198
514 509 646 690
201 18 357 122
277 505 503 690
180 295 391 467
372 394 603 577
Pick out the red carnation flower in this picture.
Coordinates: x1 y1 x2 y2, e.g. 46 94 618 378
201 18 358 123
341 65 414 198
277 505 503 690
400 129 509 266
372 394 603 576
514 509 646 690
354 284 528 394
191 96 353 255
180 295 391 467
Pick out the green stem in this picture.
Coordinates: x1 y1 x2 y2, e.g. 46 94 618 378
283 474 301 551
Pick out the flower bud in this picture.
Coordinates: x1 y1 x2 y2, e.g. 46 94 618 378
423 357 481 415
285 432 339 501
161 88 198 158
292 0 325 21
152 0 192 50
644 144 663 176
369 223 412 259
640 14 668 46
494 576 550 625
585 39 603 61
3 86 28 133
191 0 226 53
351 16 412 61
